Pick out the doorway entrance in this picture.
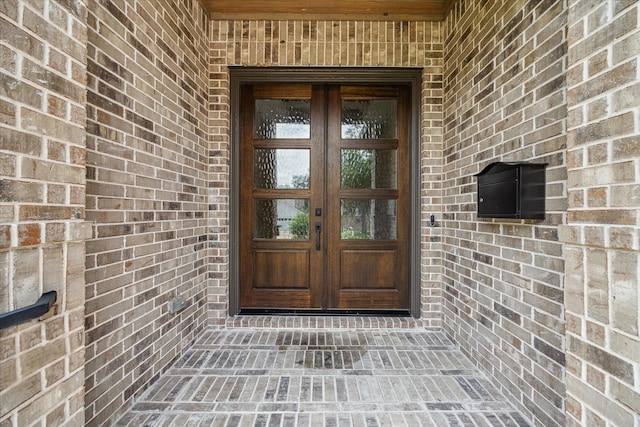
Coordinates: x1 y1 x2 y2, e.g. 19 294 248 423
240 83 410 312
230 68 421 315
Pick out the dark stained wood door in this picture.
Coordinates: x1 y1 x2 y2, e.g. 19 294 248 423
325 85 410 310
240 83 410 312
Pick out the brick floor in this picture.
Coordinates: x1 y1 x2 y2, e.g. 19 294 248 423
115 317 531 426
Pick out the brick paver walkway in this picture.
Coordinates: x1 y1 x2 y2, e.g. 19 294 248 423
115 317 531 426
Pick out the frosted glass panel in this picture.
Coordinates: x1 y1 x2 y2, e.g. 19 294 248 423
254 149 310 189
254 99 311 139
340 199 397 240
254 199 309 239
341 149 397 189
341 99 397 139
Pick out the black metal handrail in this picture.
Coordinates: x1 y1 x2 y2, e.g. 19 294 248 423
0 291 57 330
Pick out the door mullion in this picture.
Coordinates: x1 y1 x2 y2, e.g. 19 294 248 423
325 86 343 309
309 84 327 309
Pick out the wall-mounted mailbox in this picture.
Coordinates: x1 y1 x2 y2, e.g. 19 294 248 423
475 162 547 219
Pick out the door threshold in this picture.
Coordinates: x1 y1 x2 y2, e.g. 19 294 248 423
227 313 427 330
238 308 412 317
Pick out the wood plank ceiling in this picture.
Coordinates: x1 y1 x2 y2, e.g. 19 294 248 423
202 0 453 21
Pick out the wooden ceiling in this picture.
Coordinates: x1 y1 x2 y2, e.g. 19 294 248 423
202 0 454 21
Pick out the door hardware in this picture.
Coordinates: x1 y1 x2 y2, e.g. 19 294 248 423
315 222 322 250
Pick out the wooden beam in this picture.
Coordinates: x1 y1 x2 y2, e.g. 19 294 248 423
204 0 449 21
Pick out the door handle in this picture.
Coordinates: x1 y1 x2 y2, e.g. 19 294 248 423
315 222 322 250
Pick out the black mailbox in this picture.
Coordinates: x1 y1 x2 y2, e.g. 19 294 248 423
475 162 547 219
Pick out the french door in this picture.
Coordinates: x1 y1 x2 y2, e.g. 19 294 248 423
239 83 410 312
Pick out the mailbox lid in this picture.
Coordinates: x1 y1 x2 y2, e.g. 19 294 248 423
475 162 519 186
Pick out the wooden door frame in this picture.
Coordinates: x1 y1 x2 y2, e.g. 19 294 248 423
228 67 422 317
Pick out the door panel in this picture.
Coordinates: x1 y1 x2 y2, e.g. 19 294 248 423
326 85 410 310
240 84 325 309
240 83 409 312
253 250 310 289
340 250 397 289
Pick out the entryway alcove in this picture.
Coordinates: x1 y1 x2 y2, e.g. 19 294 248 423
228 68 423 317
3 1 638 426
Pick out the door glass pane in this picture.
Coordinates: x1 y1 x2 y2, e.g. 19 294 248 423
254 199 309 239
341 99 397 139
254 99 311 139
341 149 397 189
255 149 310 189
340 199 397 240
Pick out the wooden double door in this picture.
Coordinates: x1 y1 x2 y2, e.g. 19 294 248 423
239 83 410 312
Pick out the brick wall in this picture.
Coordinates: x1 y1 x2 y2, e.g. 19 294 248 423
0 0 89 425
3 1 637 425
564 0 640 425
83 0 210 425
209 20 445 326
442 1 568 425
